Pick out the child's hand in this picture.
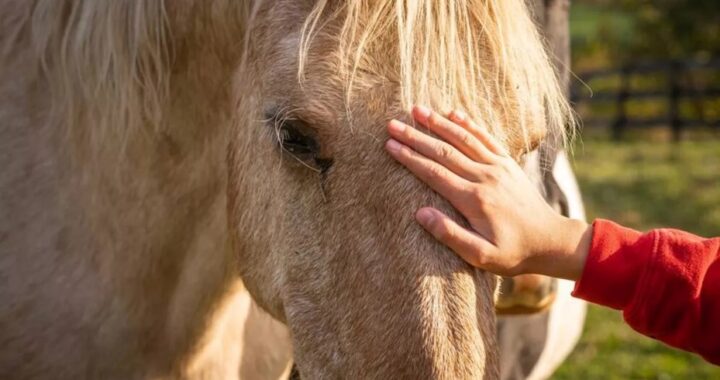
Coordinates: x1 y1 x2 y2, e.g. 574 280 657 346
385 106 591 281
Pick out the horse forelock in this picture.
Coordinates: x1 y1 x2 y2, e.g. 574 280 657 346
297 0 575 153
10 0 573 157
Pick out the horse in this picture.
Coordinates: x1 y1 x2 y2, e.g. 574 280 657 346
0 0 575 378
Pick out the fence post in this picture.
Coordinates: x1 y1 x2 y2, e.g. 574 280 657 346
668 60 683 142
612 65 630 141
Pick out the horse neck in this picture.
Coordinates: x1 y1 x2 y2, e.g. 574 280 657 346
1 2 251 375
65 17 246 372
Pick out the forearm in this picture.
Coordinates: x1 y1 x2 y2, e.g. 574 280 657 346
573 220 720 364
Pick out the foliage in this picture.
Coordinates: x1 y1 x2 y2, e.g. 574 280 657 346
620 0 720 59
571 0 720 70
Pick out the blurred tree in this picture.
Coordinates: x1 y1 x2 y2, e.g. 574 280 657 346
622 0 720 59
571 0 720 69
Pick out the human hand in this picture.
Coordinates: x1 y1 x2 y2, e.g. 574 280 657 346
385 106 591 280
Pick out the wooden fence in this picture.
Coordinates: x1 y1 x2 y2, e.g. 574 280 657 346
570 58 720 140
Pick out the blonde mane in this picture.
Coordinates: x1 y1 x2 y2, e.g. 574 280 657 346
8 0 573 152
6 0 171 154
299 0 574 150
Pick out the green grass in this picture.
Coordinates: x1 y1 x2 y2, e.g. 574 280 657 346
553 136 720 379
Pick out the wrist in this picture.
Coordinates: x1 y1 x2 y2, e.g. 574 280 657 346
556 218 592 281
527 216 591 280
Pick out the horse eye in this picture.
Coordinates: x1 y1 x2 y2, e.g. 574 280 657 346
265 111 334 174
277 120 318 155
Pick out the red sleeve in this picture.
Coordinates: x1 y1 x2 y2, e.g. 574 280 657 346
572 219 720 365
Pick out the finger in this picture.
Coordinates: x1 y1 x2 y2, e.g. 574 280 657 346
412 105 497 164
387 119 486 181
448 110 509 157
415 207 498 269
385 139 471 205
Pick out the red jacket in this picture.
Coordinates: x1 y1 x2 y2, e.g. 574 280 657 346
573 219 720 365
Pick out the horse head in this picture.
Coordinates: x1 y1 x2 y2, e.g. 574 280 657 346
228 1 571 377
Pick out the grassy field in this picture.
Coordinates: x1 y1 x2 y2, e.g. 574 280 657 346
552 135 720 379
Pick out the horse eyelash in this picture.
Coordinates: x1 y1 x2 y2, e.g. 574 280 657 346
264 109 329 174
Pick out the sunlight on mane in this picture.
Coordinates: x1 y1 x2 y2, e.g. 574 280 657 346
9 0 575 154
298 0 575 151
5 0 171 155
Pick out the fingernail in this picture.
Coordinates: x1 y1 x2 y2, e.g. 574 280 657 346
452 110 466 121
414 105 431 120
386 139 402 153
416 208 435 225
387 120 406 134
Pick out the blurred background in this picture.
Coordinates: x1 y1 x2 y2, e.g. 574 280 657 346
554 0 720 378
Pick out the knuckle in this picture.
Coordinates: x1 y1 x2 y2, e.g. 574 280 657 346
428 112 442 127
472 252 489 268
466 248 490 269
403 125 418 142
468 187 485 204
473 186 498 210
437 144 454 160
469 120 483 133
482 167 500 183
480 193 496 209
458 131 472 146
425 165 445 182
469 164 488 181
